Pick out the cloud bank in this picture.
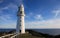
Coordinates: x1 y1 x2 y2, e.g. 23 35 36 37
25 18 60 29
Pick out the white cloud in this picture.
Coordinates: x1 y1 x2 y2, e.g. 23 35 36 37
8 3 18 9
0 3 18 28
34 14 43 20
52 9 60 18
25 12 33 18
29 12 33 15
0 22 16 29
0 14 12 22
0 5 9 14
1 18 60 29
25 18 60 29
0 7 8 10
0 3 18 12
0 14 17 28
0 0 3 3
0 3 18 22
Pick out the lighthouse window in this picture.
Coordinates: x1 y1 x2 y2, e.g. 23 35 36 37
20 11 22 14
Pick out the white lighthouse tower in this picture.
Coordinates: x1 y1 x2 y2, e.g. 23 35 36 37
16 4 25 34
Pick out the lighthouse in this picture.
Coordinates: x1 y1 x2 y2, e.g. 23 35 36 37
16 4 25 34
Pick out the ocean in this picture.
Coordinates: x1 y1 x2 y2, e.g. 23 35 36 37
0 29 60 35
32 29 60 35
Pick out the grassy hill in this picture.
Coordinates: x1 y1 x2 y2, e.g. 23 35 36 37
17 33 44 38
0 29 60 38
16 30 54 38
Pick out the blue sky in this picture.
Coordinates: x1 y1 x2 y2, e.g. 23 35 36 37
0 0 60 29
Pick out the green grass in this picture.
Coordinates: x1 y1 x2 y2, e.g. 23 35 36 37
15 30 54 38
0 30 55 38
16 33 45 38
